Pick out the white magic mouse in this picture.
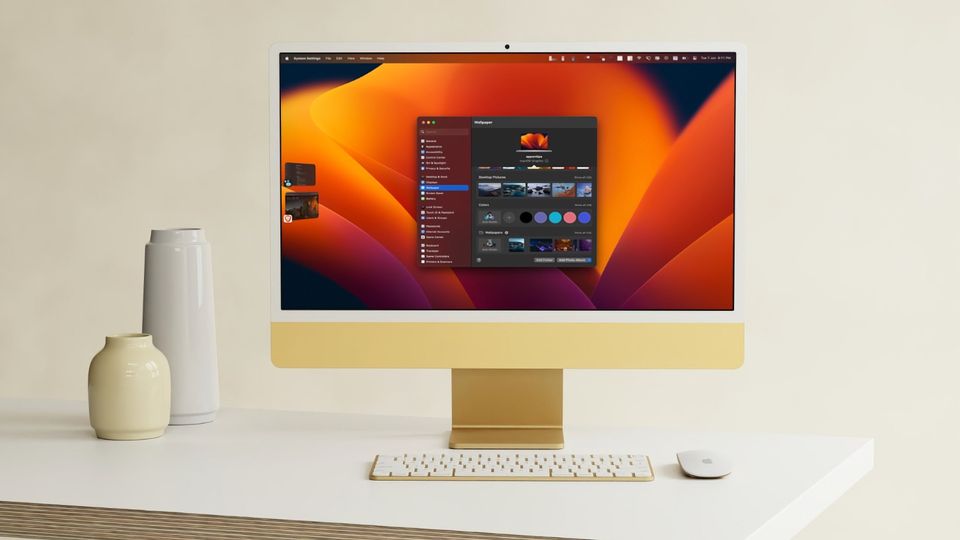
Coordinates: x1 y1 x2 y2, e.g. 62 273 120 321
677 450 733 479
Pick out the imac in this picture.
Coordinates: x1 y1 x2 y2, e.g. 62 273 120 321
270 43 744 449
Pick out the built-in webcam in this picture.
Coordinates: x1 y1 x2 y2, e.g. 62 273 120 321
504 44 510 50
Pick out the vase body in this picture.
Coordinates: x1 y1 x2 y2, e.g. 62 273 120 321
142 228 219 425
88 333 171 440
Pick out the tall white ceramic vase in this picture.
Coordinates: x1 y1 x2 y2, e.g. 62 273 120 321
142 228 219 425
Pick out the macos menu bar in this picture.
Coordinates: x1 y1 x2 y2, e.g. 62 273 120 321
280 53 735 64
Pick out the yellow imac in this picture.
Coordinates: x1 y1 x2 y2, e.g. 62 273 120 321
269 43 744 449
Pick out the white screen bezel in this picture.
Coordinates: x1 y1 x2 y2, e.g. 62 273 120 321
269 42 745 323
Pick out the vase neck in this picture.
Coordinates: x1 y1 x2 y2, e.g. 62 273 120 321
105 333 154 349
149 228 206 244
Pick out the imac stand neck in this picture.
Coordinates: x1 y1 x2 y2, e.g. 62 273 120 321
450 369 563 449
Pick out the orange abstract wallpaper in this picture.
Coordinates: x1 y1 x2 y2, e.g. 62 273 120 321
280 57 735 310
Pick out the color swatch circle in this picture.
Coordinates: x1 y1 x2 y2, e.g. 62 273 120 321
548 211 562 224
578 211 591 224
519 211 533 223
563 211 576 224
533 211 548 224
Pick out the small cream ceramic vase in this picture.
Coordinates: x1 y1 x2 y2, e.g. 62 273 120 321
88 333 171 440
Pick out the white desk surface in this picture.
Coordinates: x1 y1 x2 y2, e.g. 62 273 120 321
0 399 872 540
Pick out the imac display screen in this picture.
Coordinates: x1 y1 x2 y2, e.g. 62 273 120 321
279 52 735 310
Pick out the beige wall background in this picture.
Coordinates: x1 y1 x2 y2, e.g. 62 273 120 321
1 0 958 537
